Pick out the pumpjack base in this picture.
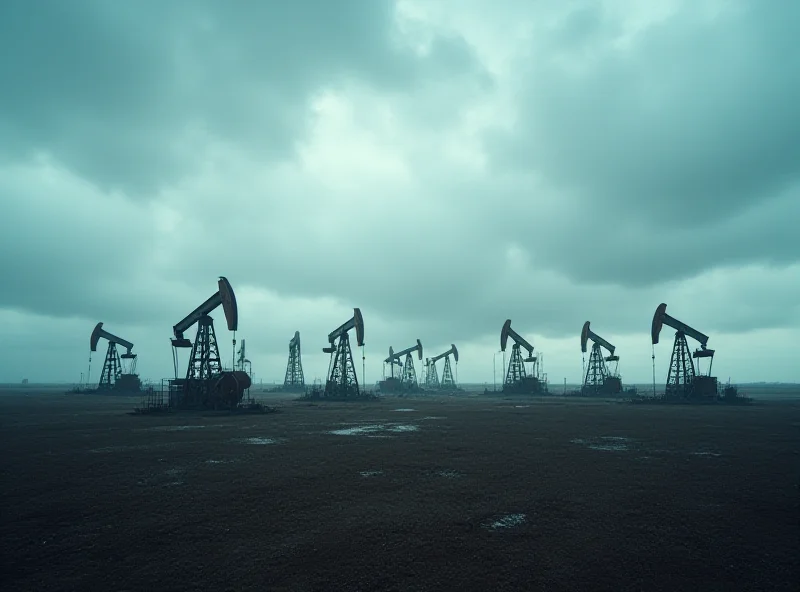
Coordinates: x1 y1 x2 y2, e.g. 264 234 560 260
501 376 546 395
581 376 623 396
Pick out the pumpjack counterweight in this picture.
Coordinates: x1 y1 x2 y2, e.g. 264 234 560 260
652 303 718 400
580 321 622 395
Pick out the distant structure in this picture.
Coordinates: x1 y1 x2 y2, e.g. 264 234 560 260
651 303 717 399
168 277 250 409
283 331 305 391
89 322 142 394
321 308 365 399
500 319 546 395
580 322 622 395
426 344 459 391
380 340 423 394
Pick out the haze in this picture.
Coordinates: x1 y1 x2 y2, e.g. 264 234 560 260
1 0 798 386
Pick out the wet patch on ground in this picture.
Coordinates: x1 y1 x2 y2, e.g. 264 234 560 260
571 436 634 451
233 437 279 445
483 513 527 530
329 424 420 436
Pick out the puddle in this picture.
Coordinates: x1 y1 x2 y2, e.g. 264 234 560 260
589 443 628 451
146 425 212 432
164 467 185 476
571 436 632 452
393 408 416 412
359 470 383 477
691 451 721 457
238 437 277 445
329 424 419 436
484 513 526 530
206 459 237 464
436 469 462 478
163 481 185 487
90 444 152 453
514 405 531 408
422 416 446 421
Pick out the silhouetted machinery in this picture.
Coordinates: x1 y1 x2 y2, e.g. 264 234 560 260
90 323 142 394
169 277 250 409
322 308 364 398
652 303 717 399
236 339 251 375
501 319 546 394
283 331 305 391
425 344 459 391
380 340 423 393
580 322 622 395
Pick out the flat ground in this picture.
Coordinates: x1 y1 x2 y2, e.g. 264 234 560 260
1 390 798 591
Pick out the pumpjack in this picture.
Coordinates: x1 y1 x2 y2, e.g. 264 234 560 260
380 340 423 393
322 308 365 399
580 322 622 395
425 344 459 391
500 319 546 395
652 303 717 399
282 331 305 392
90 323 142 394
169 277 251 409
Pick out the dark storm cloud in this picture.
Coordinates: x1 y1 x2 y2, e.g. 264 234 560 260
484 1 800 285
0 0 481 194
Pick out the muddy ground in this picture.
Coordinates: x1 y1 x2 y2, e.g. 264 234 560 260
1 391 798 591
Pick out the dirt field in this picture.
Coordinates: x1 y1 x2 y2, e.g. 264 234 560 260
1 390 798 591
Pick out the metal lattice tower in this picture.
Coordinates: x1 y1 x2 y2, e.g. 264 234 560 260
284 336 305 388
324 333 360 398
425 359 439 388
401 353 418 387
186 315 222 392
98 343 122 390
583 342 608 393
666 331 695 398
441 356 457 390
504 344 527 386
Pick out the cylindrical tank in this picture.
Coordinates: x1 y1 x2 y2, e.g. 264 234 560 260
213 371 252 407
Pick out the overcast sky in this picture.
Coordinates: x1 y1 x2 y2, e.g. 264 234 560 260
1 0 798 387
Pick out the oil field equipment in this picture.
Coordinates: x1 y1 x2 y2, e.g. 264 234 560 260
283 331 305 391
651 303 717 399
322 308 365 398
426 344 459 391
236 339 251 375
380 340 423 393
89 322 142 394
580 322 622 395
169 276 249 409
500 319 546 394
